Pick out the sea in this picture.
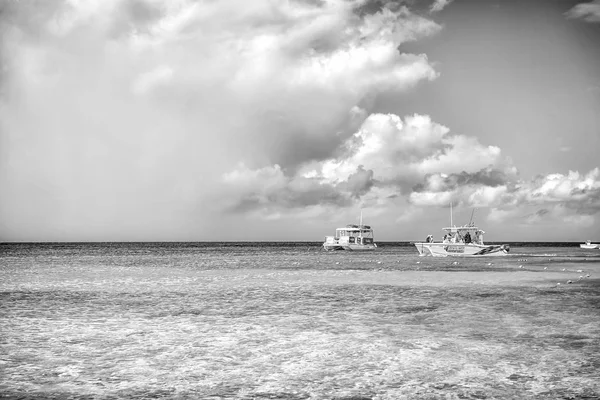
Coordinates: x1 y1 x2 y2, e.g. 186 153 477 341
1 242 599 400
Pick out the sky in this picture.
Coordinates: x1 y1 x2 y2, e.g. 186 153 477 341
0 0 599 242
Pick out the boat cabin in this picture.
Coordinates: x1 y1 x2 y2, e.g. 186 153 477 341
441 225 485 245
332 225 375 245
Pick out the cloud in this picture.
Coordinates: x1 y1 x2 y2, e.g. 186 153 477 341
483 169 600 226
1 0 598 240
489 204 596 228
430 0 454 13
411 167 600 213
223 110 600 226
0 0 444 239
338 165 376 198
409 168 513 208
221 163 356 215
318 113 509 190
565 1 600 23
223 112 515 214
524 168 600 212
131 65 173 95
524 208 550 224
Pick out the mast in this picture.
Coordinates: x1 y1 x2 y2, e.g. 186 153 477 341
450 202 453 227
359 209 363 238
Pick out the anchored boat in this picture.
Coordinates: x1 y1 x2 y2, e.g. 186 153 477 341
323 212 377 251
323 224 377 251
580 240 599 249
414 206 509 257
414 225 509 257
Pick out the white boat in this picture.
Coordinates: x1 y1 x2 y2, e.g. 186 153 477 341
323 224 377 251
580 240 599 249
323 212 377 251
414 206 509 257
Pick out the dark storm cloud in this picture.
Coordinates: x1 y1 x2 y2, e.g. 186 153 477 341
337 165 376 198
225 164 379 213
413 168 510 192
255 105 367 172
567 186 600 214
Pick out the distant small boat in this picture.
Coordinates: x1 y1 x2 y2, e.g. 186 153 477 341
414 206 509 257
580 240 599 249
323 212 377 251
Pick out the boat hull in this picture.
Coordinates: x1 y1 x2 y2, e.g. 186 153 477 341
580 244 599 249
322 243 377 251
323 244 344 251
414 242 510 257
342 244 377 251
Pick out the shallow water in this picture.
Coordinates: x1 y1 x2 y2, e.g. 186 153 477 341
1 242 599 399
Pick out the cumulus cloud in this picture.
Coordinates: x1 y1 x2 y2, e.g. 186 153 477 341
524 168 600 212
223 110 600 228
318 113 510 191
412 168 600 215
409 169 513 208
565 1 600 23
457 168 600 226
223 112 515 214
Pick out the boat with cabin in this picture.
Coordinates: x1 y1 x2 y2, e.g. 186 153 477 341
323 213 377 251
580 240 599 249
414 206 509 257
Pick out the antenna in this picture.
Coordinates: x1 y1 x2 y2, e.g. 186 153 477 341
468 208 476 226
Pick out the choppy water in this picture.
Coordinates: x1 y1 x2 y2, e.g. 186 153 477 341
1 242 599 400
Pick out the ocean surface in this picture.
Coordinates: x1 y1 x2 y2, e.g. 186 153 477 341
1 242 599 399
